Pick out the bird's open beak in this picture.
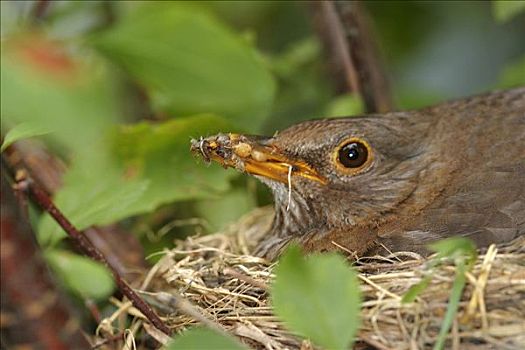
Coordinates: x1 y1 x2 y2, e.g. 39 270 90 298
190 133 327 185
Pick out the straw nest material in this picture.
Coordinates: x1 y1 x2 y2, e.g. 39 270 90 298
96 207 525 349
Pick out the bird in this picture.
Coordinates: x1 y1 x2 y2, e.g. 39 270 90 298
191 87 525 260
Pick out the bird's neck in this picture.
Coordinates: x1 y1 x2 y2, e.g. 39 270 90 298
257 176 322 239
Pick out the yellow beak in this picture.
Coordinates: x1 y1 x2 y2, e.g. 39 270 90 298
191 133 327 185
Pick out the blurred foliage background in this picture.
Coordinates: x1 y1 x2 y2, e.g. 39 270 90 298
1 0 524 306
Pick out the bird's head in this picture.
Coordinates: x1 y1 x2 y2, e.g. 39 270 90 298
191 113 434 251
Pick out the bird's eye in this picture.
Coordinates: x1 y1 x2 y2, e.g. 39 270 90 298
333 138 373 174
338 142 368 168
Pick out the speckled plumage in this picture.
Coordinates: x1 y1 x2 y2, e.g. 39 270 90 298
193 88 525 260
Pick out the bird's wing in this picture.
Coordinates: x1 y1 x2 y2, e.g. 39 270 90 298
379 163 525 253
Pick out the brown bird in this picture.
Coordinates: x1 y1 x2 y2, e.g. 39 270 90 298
191 88 525 260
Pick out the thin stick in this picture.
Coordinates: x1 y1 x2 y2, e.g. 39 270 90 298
311 1 394 113
147 291 229 337
312 1 361 95
286 165 293 211
223 267 269 291
15 172 171 336
336 1 394 113
31 0 51 22
358 274 402 301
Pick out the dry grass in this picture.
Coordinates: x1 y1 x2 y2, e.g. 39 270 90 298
95 207 525 349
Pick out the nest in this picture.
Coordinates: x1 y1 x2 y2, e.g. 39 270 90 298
95 207 525 349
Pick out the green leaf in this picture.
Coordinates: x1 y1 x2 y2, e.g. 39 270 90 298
401 237 478 348
401 276 431 304
270 38 320 79
195 188 256 232
37 163 149 246
111 114 236 215
408 237 477 349
45 250 115 301
433 261 468 350
1 35 121 159
37 114 235 246
1 122 51 152
91 3 275 132
324 94 364 117
166 327 247 350
428 237 477 265
272 246 361 350
492 0 525 22
497 55 525 88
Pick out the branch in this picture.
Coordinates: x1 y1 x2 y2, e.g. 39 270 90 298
31 0 51 23
1 167 90 349
12 170 172 336
311 0 394 113
5 140 147 279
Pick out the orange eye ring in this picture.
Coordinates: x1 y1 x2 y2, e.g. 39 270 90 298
332 137 373 175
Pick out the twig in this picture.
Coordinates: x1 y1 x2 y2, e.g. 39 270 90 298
311 0 394 113
31 0 51 22
149 291 229 337
286 164 293 211
357 274 402 301
1 167 90 349
91 332 125 350
223 267 269 291
5 140 147 279
14 171 171 336
312 1 361 96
